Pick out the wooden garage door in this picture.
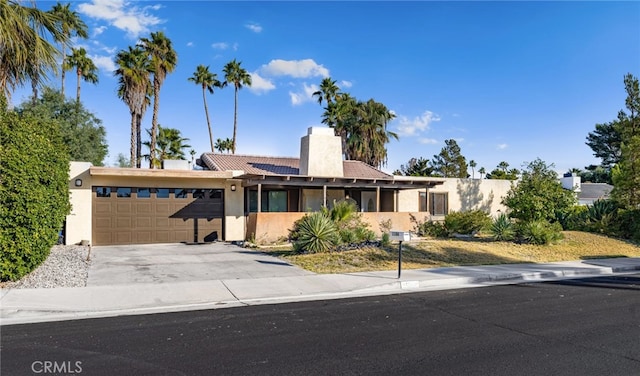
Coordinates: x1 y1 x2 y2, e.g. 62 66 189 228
92 187 224 245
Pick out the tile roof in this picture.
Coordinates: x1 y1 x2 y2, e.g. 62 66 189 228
200 153 392 179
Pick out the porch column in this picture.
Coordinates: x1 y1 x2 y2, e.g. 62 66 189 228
323 185 327 208
393 190 397 212
376 186 380 212
257 183 262 213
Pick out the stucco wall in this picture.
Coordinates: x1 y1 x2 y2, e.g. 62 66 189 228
247 212 307 244
224 179 245 241
396 178 512 217
299 127 343 177
66 162 93 245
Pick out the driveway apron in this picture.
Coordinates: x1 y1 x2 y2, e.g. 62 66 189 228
87 242 313 286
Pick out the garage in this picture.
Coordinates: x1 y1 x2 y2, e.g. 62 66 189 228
92 187 224 245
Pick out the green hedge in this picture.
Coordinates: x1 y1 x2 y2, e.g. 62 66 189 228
0 111 71 281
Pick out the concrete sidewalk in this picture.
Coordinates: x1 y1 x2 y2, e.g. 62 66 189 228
1 257 639 326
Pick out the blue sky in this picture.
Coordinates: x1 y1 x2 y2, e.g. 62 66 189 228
13 1 640 174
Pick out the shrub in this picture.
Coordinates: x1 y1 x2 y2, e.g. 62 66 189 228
419 221 448 238
612 209 640 241
292 212 339 253
0 111 71 281
381 232 391 247
491 213 515 241
516 220 563 245
444 210 492 235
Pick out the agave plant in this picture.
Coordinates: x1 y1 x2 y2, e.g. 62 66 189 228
292 212 339 253
491 213 515 241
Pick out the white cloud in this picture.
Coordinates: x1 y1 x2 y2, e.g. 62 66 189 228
248 72 276 94
233 43 239 51
92 25 107 37
497 143 508 150
245 22 262 33
78 0 164 38
289 83 318 106
91 55 116 73
259 59 329 78
186 42 193 47
395 110 441 136
211 42 228 50
418 138 438 144
340 80 353 88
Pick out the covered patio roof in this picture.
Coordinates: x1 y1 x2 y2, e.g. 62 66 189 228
239 173 444 190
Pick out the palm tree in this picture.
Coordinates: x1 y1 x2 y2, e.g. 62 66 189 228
215 138 233 154
143 125 191 168
64 47 98 103
115 46 151 168
139 31 177 168
479 167 486 179
222 59 252 154
470 160 477 179
0 0 66 105
312 77 340 106
49 2 87 97
188 65 222 152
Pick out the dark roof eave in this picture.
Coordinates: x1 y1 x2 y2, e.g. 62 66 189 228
238 174 444 189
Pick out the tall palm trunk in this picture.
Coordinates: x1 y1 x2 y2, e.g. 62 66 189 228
130 111 136 168
136 113 142 168
232 86 238 154
202 85 214 152
76 67 81 103
61 45 66 96
150 77 160 168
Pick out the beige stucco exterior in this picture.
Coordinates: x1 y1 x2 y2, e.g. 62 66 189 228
299 127 344 177
66 162 93 245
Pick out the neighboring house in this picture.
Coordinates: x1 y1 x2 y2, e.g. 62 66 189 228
66 127 511 246
560 173 613 206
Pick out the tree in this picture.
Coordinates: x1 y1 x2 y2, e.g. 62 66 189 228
469 160 477 179
115 46 151 168
189 65 222 152
0 107 71 281
115 153 131 167
486 161 519 180
49 2 87 97
579 164 612 184
215 138 233 154
586 121 622 169
222 59 252 154
0 0 66 104
394 157 434 176
478 167 486 179
312 77 340 106
431 139 468 178
502 158 576 222
143 125 191 168
64 47 98 104
611 73 640 208
139 31 178 168
321 93 397 168
17 87 108 165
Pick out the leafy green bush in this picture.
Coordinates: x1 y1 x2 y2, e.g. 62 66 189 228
381 232 391 247
491 213 515 241
516 220 564 245
612 209 640 241
0 111 71 281
292 212 339 253
418 221 448 238
444 210 492 235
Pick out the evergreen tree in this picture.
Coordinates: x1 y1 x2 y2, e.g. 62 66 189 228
431 139 468 178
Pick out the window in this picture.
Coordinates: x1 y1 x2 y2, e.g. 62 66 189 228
95 187 111 198
249 190 287 212
208 189 223 199
419 192 427 212
116 187 132 198
193 189 205 199
429 192 448 216
174 188 189 198
156 188 170 198
137 188 151 198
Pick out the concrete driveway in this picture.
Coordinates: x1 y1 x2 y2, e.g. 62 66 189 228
87 242 313 286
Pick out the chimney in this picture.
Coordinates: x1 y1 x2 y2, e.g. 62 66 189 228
299 127 343 177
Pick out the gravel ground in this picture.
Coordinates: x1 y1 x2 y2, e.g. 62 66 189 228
0 245 91 289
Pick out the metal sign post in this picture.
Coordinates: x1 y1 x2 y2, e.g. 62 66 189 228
389 231 410 280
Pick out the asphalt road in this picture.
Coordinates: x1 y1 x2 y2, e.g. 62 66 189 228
2 275 640 376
